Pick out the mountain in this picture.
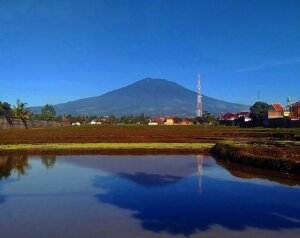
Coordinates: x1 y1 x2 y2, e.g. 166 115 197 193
31 78 249 116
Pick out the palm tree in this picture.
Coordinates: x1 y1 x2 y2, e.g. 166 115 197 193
0 101 12 118
12 99 32 122
0 156 29 179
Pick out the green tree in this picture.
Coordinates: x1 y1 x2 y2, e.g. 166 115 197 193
0 101 12 118
40 155 56 168
250 101 270 125
80 114 89 124
0 156 29 179
41 104 56 121
12 99 31 122
29 113 42 121
138 113 148 124
108 115 116 124
201 111 218 124
173 117 182 123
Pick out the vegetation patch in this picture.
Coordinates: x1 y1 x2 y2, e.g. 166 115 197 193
0 142 214 156
212 142 300 175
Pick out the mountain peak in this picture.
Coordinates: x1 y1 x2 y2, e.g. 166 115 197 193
31 78 249 116
133 77 174 85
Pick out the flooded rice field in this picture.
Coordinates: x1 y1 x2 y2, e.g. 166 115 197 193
0 155 300 238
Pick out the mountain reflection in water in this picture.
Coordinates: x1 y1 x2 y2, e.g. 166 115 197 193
1 154 299 187
0 155 300 238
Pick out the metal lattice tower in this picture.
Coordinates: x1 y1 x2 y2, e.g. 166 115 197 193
196 74 202 117
287 96 292 105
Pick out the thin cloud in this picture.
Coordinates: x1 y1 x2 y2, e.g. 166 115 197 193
236 57 300 73
236 66 264 73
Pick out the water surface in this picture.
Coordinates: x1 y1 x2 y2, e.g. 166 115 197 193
1 155 300 238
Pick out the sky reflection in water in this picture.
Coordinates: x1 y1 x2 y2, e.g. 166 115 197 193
0 155 300 238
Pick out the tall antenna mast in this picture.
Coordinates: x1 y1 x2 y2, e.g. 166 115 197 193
287 96 291 105
196 74 203 117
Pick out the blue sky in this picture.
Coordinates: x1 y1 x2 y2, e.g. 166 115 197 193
0 0 299 107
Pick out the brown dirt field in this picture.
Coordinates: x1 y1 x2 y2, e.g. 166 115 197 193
0 125 299 144
241 146 300 162
212 142 300 174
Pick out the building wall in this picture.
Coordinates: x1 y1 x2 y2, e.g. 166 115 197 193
165 119 174 125
0 118 12 129
297 107 300 117
265 118 300 128
148 122 158 126
0 118 61 130
268 110 283 119
284 111 291 117
0 118 27 129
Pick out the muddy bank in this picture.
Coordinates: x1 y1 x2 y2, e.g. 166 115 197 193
211 142 300 175
0 147 211 156
215 158 300 186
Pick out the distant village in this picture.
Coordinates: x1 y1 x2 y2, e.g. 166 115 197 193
82 116 193 126
219 100 300 127
67 99 300 128
1 98 300 130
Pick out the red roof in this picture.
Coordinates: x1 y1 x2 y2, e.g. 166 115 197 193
220 113 236 120
272 103 283 111
290 101 300 107
236 112 250 117
150 117 164 124
220 112 251 121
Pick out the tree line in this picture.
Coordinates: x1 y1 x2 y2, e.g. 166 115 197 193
0 99 57 122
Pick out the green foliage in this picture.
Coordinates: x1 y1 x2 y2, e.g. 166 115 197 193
30 113 42 121
40 155 56 168
173 117 182 123
119 115 137 124
138 113 148 125
0 101 12 118
12 99 31 121
0 156 29 179
0 142 214 151
193 111 218 125
66 114 88 124
201 111 218 125
118 113 149 124
40 104 56 121
212 142 300 174
250 101 270 124
108 115 117 124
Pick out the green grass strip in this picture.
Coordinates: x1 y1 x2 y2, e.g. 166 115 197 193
0 143 214 151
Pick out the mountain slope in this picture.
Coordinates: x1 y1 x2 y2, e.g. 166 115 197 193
32 78 249 116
